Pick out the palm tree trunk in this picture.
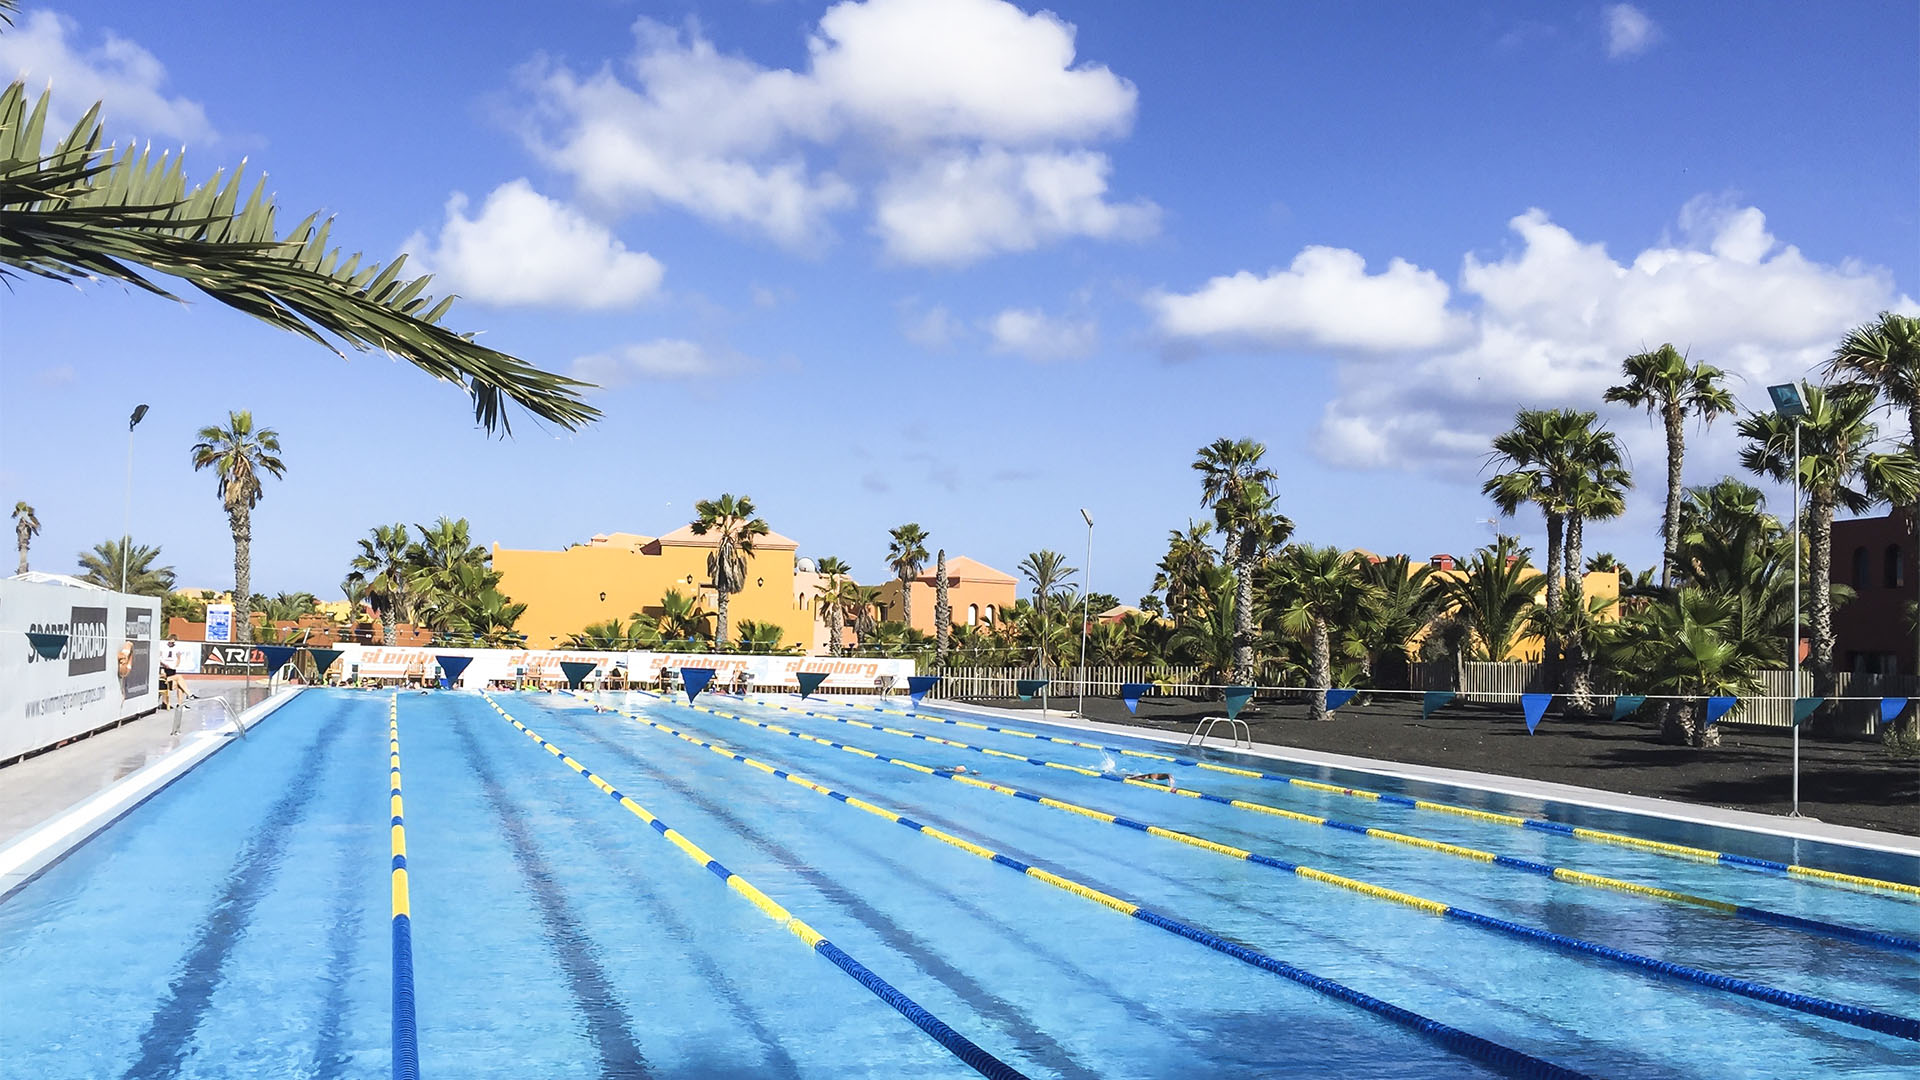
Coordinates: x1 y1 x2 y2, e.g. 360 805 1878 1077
1564 513 1590 709
934 550 951 668
1658 698 1720 748
900 574 913 629
1308 617 1331 721
716 589 730 650
1909 407 1920 679
1232 539 1255 684
1809 495 1837 695
1662 402 1685 589
231 506 252 644
1542 513 1563 671
827 606 843 656
15 529 27 574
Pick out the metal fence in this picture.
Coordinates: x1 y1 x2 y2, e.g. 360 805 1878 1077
930 665 1205 700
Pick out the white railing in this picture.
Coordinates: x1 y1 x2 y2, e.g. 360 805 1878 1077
928 665 1205 700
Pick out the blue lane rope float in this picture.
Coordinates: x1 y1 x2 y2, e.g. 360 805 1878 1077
718 695 1919 955
473 693 1029 1080
570 697 1595 1078
609 695 1920 1043
388 695 421 1080
777 695 1920 901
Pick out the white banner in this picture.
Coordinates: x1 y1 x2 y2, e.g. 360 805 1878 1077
1 578 161 760
324 645 915 691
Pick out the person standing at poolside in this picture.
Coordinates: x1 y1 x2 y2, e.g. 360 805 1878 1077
158 637 186 707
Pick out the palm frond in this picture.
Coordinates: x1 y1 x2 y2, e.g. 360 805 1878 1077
0 82 597 434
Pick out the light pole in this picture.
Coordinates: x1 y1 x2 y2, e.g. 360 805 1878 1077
122 404 149 592
1768 383 1806 817
1077 508 1093 717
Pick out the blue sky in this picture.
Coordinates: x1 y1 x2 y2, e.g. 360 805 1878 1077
4 1 1916 607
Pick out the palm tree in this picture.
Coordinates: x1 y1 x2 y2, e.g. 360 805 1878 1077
1605 591 1768 747
933 548 952 667
813 557 853 656
1356 556 1445 689
653 588 713 649
0 80 594 434
852 585 886 639
190 411 285 642
77 538 174 596
689 493 769 648
1168 564 1238 685
1739 382 1919 692
349 523 416 645
1275 547 1377 720
1559 419 1631 707
340 574 372 639
1194 438 1292 683
1604 345 1737 588
1484 409 1590 680
565 616 659 650
12 500 37 573
1825 312 1920 673
1152 520 1216 625
1019 549 1077 671
887 523 930 628
1440 538 1539 663
735 619 787 653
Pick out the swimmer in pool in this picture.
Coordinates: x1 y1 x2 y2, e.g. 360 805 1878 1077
1128 772 1179 791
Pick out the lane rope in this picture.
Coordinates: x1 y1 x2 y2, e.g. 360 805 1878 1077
474 693 1029 1080
780 695 1920 901
612 692 1920 1044
727 694 1918 955
553 694 1597 1078
389 695 421 1080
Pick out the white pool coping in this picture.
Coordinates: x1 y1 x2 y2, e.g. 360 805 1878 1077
893 698 1920 862
0 688 307 900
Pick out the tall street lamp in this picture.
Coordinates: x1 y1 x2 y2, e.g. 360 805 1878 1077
1077 508 1093 718
122 404 149 593
1767 382 1806 818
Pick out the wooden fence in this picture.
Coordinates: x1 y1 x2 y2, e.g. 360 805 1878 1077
929 665 1205 700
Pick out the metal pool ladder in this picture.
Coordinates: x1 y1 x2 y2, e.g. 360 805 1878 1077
1186 715 1251 750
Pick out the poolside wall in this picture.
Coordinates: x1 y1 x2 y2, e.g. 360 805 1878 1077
324 645 917 690
1 578 161 761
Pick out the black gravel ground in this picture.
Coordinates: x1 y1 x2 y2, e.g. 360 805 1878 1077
956 694 1920 837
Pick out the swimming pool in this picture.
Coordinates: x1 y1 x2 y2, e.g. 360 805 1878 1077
1 687 1914 1078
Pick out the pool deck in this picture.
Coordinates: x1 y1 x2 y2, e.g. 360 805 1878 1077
923 698 1920 861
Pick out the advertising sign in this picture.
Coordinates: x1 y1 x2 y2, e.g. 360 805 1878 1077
323 645 917 692
1 579 161 761
122 607 153 701
200 642 267 676
205 603 234 643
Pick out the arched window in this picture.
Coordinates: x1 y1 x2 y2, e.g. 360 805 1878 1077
966 604 979 626
984 604 996 623
1887 545 1905 588
1853 546 1871 590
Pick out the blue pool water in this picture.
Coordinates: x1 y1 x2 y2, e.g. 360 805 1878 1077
1 688 1914 1078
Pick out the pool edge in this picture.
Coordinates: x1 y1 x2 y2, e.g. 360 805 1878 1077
0 688 309 901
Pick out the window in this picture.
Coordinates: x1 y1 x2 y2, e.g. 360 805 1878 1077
1887 545 1905 588
1852 546 1871 590
966 604 979 626
984 604 996 623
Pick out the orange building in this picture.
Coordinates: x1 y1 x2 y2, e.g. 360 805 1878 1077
493 526 814 648
869 556 1018 635
1363 549 1621 663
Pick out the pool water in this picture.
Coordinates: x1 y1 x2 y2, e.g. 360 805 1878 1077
1 688 1914 1078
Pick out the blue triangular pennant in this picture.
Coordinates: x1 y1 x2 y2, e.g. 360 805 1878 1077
436 655 472 688
907 675 940 707
1016 678 1050 700
1120 682 1152 714
1879 697 1908 726
1610 695 1647 721
305 648 342 679
1703 696 1737 726
1325 688 1358 713
1792 697 1825 727
26 631 67 660
559 660 597 689
681 667 717 702
796 671 829 699
1422 691 1456 719
1223 686 1255 720
1521 693 1552 734
256 644 298 676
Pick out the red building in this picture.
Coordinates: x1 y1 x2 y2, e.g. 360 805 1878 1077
1831 510 1918 675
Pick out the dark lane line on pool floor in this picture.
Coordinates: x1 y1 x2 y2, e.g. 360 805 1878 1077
482 701 804 1078
306 796 372 1080
524 697 1110 1080
452 717 653 1080
627 695 1919 1054
120 711 352 1080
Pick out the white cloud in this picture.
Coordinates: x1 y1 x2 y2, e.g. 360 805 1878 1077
0 11 213 142
1604 4 1659 59
521 0 1148 261
570 340 730 387
1149 246 1468 353
1151 199 1915 474
875 147 1156 263
987 306 1096 360
403 179 664 309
